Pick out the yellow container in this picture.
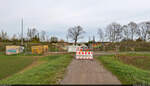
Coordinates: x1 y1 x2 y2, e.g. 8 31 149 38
31 45 48 54
31 46 44 54
43 45 48 52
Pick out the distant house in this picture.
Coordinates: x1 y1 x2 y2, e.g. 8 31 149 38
80 44 88 49
67 45 79 52
67 44 89 52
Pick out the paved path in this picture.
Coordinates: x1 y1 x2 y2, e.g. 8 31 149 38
60 59 121 84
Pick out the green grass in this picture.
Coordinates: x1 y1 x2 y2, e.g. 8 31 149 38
0 54 73 84
118 53 150 71
96 55 150 84
6 53 43 56
134 58 150 70
0 56 34 80
0 51 43 56
121 52 150 56
0 52 5 56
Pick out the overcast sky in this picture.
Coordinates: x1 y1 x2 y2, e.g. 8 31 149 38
0 0 150 42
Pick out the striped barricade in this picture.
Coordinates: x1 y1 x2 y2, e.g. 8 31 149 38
76 51 93 60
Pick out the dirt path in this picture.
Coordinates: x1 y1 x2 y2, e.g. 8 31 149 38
60 59 121 84
19 56 45 73
19 60 45 74
19 52 67 73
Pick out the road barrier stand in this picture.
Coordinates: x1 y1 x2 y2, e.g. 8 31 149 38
76 51 93 60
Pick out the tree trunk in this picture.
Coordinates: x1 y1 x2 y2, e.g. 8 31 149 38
75 39 77 45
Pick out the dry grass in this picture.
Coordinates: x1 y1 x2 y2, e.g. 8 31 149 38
118 54 150 71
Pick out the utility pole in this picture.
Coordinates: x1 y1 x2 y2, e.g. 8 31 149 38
21 18 24 45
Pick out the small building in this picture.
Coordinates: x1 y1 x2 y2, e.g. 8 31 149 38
92 43 102 48
31 45 48 54
68 44 89 52
6 46 24 55
31 46 43 54
80 44 88 48
67 45 79 52
77 44 89 51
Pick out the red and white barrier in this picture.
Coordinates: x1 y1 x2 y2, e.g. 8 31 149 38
76 51 93 60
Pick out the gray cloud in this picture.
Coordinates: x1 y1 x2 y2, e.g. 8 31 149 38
0 0 150 42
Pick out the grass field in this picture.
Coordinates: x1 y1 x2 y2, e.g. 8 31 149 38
0 52 5 56
0 54 73 84
118 53 150 71
96 55 150 84
0 56 34 80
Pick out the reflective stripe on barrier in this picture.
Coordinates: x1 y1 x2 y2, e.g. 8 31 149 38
76 51 93 60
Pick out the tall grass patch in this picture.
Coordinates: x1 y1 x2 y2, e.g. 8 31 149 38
118 54 150 71
97 55 150 84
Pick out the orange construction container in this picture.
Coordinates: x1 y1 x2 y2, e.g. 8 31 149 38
31 46 43 54
31 45 48 54
43 45 48 52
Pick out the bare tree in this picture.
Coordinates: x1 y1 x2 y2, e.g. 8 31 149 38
27 28 32 41
45 32 50 42
27 28 39 41
16 32 22 41
50 36 58 43
128 22 138 40
122 25 130 40
97 28 104 42
115 24 123 42
0 30 8 41
106 22 122 42
105 26 113 42
32 28 38 38
11 34 17 41
66 34 69 42
40 30 46 42
138 21 150 41
67 26 85 45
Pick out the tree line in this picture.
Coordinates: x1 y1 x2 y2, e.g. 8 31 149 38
67 21 150 45
98 21 150 42
0 20 150 44
0 28 60 43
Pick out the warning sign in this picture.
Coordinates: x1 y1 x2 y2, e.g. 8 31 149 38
76 46 93 60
